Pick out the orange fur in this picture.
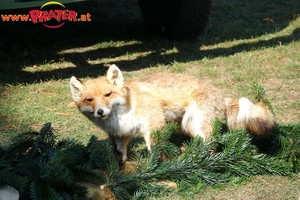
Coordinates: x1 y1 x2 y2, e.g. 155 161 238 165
70 64 275 167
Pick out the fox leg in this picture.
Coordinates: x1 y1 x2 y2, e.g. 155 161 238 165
181 103 213 140
143 131 152 152
110 135 131 169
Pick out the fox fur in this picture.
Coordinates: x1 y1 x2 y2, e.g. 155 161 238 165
70 64 275 167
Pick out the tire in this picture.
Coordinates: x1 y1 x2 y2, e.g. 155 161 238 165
138 0 212 39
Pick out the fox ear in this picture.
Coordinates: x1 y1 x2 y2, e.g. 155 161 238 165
70 76 83 102
106 64 124 87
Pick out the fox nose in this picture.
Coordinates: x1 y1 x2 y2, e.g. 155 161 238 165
97 109 104 116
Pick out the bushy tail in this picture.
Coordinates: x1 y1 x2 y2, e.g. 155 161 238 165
225 97 275 138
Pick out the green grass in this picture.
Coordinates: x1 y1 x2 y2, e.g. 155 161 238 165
0 0 300 199
148 175 300 200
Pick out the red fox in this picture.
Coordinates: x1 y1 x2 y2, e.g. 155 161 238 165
70 64 275 167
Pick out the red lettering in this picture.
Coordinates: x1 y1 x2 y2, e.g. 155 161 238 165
26 7 86 25
68 10 77 21
80 14 86 21
1 14 30 22
47 10 58 21
29 10 41 23
38 11 48 22
86 13 91 21
18 14 30 21
61 11 68 21
10 15 19 21
54 10 62 21
1 15 10 21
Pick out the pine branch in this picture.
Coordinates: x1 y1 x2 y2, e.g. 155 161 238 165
275 124 300 173
0 123 112 199
105 122 293 199
252 83 266 102
252 83 274 113
1 121 299 199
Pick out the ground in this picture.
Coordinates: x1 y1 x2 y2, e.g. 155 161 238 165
0 0 299 199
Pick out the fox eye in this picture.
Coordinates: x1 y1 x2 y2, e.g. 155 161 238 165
104 91 112 98
85 97 94 102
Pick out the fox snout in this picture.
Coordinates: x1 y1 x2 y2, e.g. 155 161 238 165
97 109 104 116
80 105 110 120
93 107 111 120
95 108 109 120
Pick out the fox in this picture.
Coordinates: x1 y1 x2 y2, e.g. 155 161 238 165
70 64 275 168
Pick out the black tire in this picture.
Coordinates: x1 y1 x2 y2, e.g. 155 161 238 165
138 0 212 39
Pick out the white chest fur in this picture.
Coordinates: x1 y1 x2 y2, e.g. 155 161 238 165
92 105 149 137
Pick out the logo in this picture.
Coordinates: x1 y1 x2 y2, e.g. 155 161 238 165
1 1 91 28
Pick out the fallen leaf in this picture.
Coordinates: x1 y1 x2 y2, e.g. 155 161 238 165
46 108 57 111
262 17 274 23
55 112 72 116
67 102 76 107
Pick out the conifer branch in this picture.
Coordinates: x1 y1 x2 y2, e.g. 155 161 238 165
0 121 299 199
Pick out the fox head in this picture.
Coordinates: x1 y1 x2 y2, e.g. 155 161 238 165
70 64 130 120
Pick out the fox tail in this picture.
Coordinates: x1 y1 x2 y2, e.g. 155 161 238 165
225 97 275 138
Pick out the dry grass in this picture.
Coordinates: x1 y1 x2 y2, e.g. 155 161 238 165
149 175 300 200
0 0 299 198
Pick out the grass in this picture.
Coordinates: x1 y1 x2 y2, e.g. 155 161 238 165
0 0 299 199
149 175 300 200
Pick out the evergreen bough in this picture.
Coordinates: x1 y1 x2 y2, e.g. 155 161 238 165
105 121 296 199
0 123 105 200
0 121 299 199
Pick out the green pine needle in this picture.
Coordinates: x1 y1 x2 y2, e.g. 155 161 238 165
0 121 299 199
251 83 274 113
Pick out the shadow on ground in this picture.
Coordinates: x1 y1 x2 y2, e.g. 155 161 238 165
0 0 299 84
